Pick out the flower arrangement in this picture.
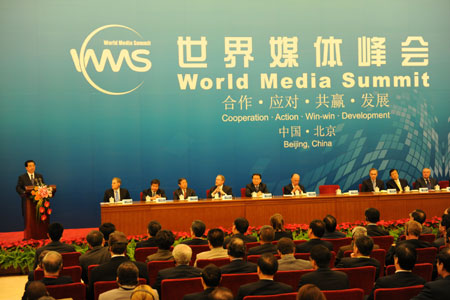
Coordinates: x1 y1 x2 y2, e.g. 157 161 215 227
30 185 53 221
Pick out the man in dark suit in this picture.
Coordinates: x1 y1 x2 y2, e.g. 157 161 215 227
298 245 349 290
181 220 209 245
135 220 161 248
220 237 257 274
99 222 115 247
237 253 293 300
322 215 346 239
277 238 312 271
385 169 409 191
410 209 432 234
368 244 425 300
248 225 277 255
146 230 175 262
385 220 432 265
34 222 76 268
89 231 148 299
365 207 390 236
183 264 221 300
103 177 131 202
412 247 450 300
174 178 197 200
283 173 305 195
79 230 111 283
153 244 201 295
142 179 166 200
209 174 233 198
223 217 257 248
414 168 438 189
98 261 139 300
296 220 333 253
361 168 385 192
16 160 45 217
335 236 380 278
245 173 269 197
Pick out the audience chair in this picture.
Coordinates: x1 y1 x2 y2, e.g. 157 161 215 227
247 254 281 264
438 180 449 188
439 245 447 251
274 270 314 290
398 234 435 243
333 266 376 295
196 257 231 268
161 277 203 300
220 273 259 296
322 237 352 252
94 279 146 300
46 282 86 300
134 247 158 262
373 285 424 300
34 265 82 282
412 182 416 189
319 185 340 195
385 263 433 282
370 236 394 251
245 242 261 251
293 240 307 246
416 247 437 264
61 252 81 267
88 264 99 282
241 187 246 198
147 260 176 286
323 288 364 300
344 248 386 277
358 184 362 192
189 244 211 265
243 293 297 300
294 251 336 268
206 189 210 198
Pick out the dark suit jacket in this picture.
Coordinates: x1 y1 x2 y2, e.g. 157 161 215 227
366 224 389 237
142 188 166 199
34 241 76 268
22 276 73 300
237 279 293 300
208 185 233 198
248 243 278 255
335 256 381 278
385 239 433 265
220 259 257 274
274 231 294 241
411 276 450 300
414 177 438 189
245 183 269 197
181 238 209 246
295 239 334 253
173 187 196 200
16 172 44 216
385 178 409 191
322 231 346 239
183 287 215 300
103 188 131 202
135 237 158 248
153 264 201 295
361 178 385 192
298 268 349 290
79 246 111 283
283 183 305 195
223 233 257 248
368 271 426 300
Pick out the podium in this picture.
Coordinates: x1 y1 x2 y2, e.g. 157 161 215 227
24 185 56 240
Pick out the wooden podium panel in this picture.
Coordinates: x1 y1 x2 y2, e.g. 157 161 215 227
100 191 450 235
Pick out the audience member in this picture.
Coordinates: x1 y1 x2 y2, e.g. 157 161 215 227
296 220 333 253
297 245 349 290
183 264 221 300
135 221 161 248
365 208 389 236
236 253 293 300
99 222 116 246
322 215 346 239
270 213 293 240
335 226 380 263
36 297 55 300
223 217 257 248
410 209 432 234
433 214 450 248
181 220 208 245
25 281 48 300
247 225 277 255
79 230 111 283
28 250 49 282
98 261 139 300
296 284 326 300
146 230 175 262
277 237 312 271
220 237 257 274
130 285 159 300
209 287 234 300
195 228 228 265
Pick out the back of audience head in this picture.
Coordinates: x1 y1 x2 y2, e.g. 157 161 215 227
191 220 206 238
410 209 426 225
395 243 417 271
234 217 250 234
26 281 48 300
131 285 158 300
208 228 225 248
117 261 139 286
259 225 275 242
42 251 63 274
437 247 450 275
99 222 116 241
201 264 222 288
257 253 278 276
37 250 50 269
155 229 174 250
108 231 128 254
37 297 55 300
365 208 381 223
354 236 374 256
310 245 331 269
172 244 192 265
209 287 234 300
47 223 64 241
351 226 368 239
405 220 422 237
277 237 295 255
309 220 325 238
147 220 161 237
296 284 326 300
270 213 285 231
228 237 246 258
86 230 104 248
441 214 450 230
323 215 338 233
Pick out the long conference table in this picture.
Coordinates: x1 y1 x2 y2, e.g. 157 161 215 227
100 191 450 236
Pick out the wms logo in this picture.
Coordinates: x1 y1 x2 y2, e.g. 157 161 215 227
70 24 151 95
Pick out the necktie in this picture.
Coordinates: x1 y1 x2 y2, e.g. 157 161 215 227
372 181 376 190
115 190 119 202
152 191 156 197
396 180 403 191
426 179 431 189
31 174 35 186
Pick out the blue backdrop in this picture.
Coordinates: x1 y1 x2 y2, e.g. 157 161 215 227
1 0 449 231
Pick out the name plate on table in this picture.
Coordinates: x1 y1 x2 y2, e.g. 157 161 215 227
419 187 429 193
122 199 133 204
348 190 359 195
187 196 198 202
387 189 397 194
446 187 450 192
306 192 317 197
156 197 166 203
283 194 293 197
262 193 272 198
222 195 233 200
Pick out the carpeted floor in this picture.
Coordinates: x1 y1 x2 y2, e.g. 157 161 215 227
0 228 96 244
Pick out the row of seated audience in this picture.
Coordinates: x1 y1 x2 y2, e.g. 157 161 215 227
23 206 450 300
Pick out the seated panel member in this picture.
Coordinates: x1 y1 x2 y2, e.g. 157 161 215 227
209 174 233 198
283 173 305 195
361 168 385 192
174 178 196 200
142 179 166 200
103 177 131 202
385 169 409 192
245 173 269 197
414 167 438 189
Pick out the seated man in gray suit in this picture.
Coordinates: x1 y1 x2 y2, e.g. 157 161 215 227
98 261 139 300
277 238 312 271
146 230 175 262
414 168 438 189
79 230 111 283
